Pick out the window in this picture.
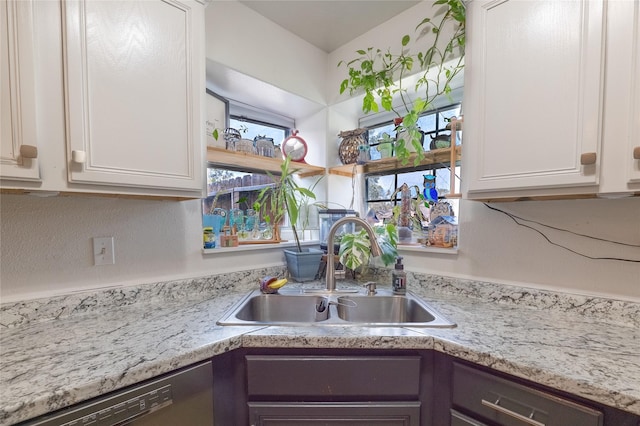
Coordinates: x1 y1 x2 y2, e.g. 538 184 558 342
364 104 461 248
202 118 290 243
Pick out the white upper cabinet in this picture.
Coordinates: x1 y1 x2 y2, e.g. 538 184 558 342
599 0 640 195
1 0 40 181
62 0 204 195
625 1 640 184
465 0 640 199
464 0 609 198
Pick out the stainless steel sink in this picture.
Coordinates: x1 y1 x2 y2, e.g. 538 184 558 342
216 288 456 328
336 295 440 324
233 294 330 323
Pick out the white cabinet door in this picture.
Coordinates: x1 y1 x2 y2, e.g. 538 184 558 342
1 0 40 181
62 0 204 194
464 0 605 197
628 0 640 184
600 0 640 195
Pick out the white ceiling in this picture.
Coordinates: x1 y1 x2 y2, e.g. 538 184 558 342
238 0 421 53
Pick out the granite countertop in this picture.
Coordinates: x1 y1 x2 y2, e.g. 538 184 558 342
1 269 638 425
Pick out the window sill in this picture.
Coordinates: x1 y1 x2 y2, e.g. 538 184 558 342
203 239 320 255
398 244 459 255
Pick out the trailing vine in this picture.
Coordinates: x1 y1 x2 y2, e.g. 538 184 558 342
338 0 465 165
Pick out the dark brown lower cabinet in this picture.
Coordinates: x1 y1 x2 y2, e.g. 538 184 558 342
213 348 432 425
433 352 640 426
246 354 423 426
451 409 488 426
212 349 640 426
451 362 603 426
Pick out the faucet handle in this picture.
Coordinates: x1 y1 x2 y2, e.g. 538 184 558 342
363 282 377 295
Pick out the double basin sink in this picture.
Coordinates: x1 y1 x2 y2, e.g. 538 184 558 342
217 287 456 328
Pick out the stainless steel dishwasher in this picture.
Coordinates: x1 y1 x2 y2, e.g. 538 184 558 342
20 361 214 426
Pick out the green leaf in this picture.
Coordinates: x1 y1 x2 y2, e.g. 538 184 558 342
297 187 316 199
356 49 367 55
381 89 393 111
339 231 373 271
362 92 374 113
212 129 219 140
403 56 413 72
415 17 431 30
339 79 349 94
401 35 410 46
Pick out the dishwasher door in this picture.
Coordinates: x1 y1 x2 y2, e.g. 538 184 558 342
21 361 214 426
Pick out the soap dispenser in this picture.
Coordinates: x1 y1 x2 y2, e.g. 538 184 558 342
392 256 407 295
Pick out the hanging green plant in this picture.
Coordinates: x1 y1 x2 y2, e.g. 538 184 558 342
338 0 465 166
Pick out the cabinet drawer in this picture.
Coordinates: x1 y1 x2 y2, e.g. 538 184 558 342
249 401 421 426
452 363 603 426
246 355 420 399
451 409 488 426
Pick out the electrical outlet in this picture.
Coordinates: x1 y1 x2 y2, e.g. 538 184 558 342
93 237 115 265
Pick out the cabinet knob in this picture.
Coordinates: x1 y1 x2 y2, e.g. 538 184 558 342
580 152 597 165
19 145 38 159
72 150 86 164
633 146 640 160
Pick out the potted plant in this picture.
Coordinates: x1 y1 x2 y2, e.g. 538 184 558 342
338 0 465 166
338 222 399 275
254 156 324 281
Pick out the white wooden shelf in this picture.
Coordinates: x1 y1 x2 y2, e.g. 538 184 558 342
329 145 461 178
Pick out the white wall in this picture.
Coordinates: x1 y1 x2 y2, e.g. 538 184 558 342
0 194 291 302
401 198 640 301
205 0 327 105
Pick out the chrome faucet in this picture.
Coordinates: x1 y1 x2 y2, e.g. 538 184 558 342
325 216 382 292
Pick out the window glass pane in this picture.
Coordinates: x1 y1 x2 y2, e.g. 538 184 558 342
366 175 396 200
202 117 290 248
368 201 394 224
396 170 427 194
439 106 461 123
366 123 397 160
367 123 396 145
362 103 462 248
230 118 287 145
417 114 436 133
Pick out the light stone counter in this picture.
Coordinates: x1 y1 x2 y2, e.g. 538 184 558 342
1 268 638 425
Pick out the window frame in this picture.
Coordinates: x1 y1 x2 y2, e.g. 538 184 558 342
361 103 462 249
363 103 462 207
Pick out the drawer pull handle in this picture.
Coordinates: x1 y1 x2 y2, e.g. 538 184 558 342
19 145 38 159
481 398 545 426
580 152 597 165
72 150 86 164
